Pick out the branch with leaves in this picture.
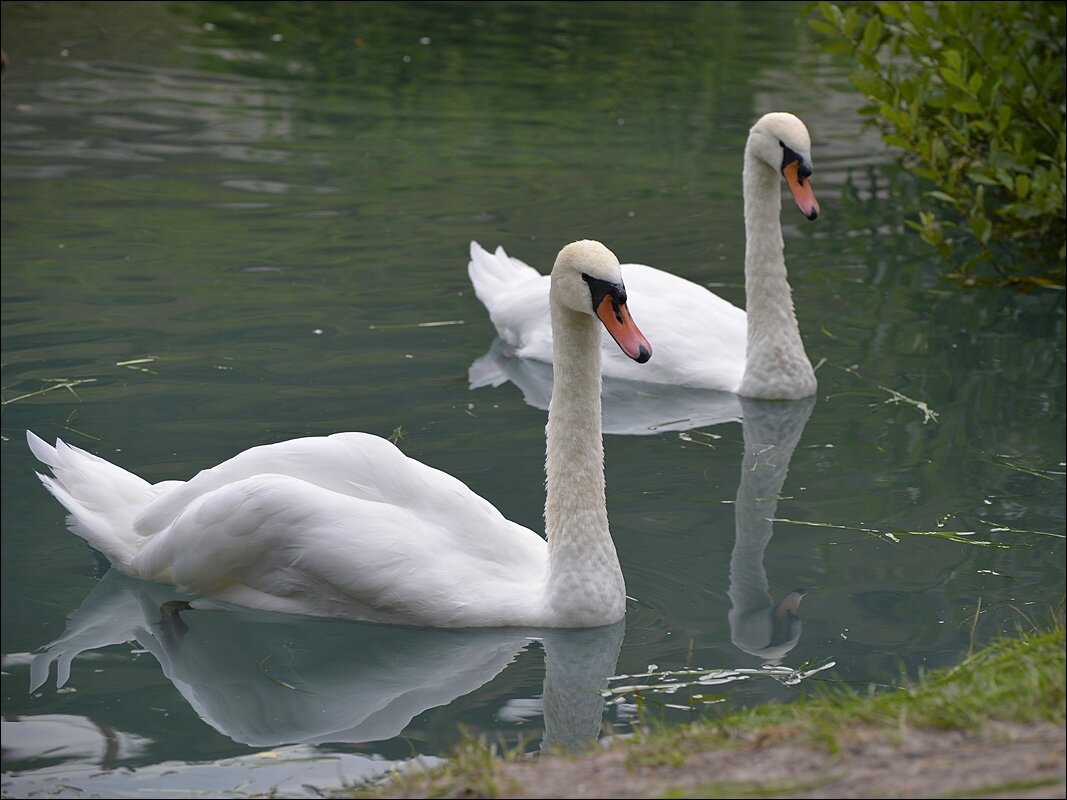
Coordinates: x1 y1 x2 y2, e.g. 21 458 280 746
811 1 1066 289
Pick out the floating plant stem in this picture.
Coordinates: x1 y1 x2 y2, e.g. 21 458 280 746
604 660 836 710
770 518 1009 547
976 519 1064 539
834 363 939 424
116 356 160 374
368 319 466 331
1 378 98 406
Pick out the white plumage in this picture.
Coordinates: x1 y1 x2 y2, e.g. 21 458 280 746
29 240 651 629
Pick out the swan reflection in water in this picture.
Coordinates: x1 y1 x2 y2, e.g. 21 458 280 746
470 336 743 436
29 573 623 753
728 395 815 663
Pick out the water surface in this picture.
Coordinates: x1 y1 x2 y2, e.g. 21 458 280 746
2 2 1064 797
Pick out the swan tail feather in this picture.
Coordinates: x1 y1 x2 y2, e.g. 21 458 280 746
467 240 541 314
27 431 155 572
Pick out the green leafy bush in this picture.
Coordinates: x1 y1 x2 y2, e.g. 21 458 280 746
810 1 1066 289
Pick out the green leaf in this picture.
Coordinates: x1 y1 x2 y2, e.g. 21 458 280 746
1015 173 1031 199
809 19 841 37
843 4 862 36
953 98 983 115
903 33 933 56
851 69 885 98
859 52 881 72
927 191 957 204
884 133 914 150
861 15 884 53
908 2 930 29
879 2 906 22
931 136 949 165
820 40 855 55
939 66 967 90
971 215 993 245
818 0 845 27
898 77 919 104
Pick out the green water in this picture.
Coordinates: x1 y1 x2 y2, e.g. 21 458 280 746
2 2 1064 796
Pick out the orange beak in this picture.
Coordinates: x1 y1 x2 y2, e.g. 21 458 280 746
595 295 652 363
783 161 820 220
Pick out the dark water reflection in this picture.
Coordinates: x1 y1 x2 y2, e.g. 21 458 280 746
2 1 1064 796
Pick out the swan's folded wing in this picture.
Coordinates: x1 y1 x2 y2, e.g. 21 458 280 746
133 433 544 564
135 433 470 533
467 251 750 390
613 263 748 389
134 472 546 625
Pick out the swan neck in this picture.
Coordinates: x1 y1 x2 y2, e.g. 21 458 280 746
739 146 816 399
542 293 625 625
742 150 789 300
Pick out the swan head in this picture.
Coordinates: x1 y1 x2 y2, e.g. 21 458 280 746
747 112 820 221
551 240 652 363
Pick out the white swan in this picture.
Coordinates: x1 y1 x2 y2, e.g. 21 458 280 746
27 240 652 629
468 111 819 400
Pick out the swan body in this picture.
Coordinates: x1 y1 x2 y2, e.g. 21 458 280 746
468 111 819 400
29 240 651 629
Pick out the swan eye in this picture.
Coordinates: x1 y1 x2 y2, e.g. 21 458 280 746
582 274 626 317
780 144 813 182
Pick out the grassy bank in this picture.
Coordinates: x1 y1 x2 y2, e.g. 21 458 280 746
357 622 1065 798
